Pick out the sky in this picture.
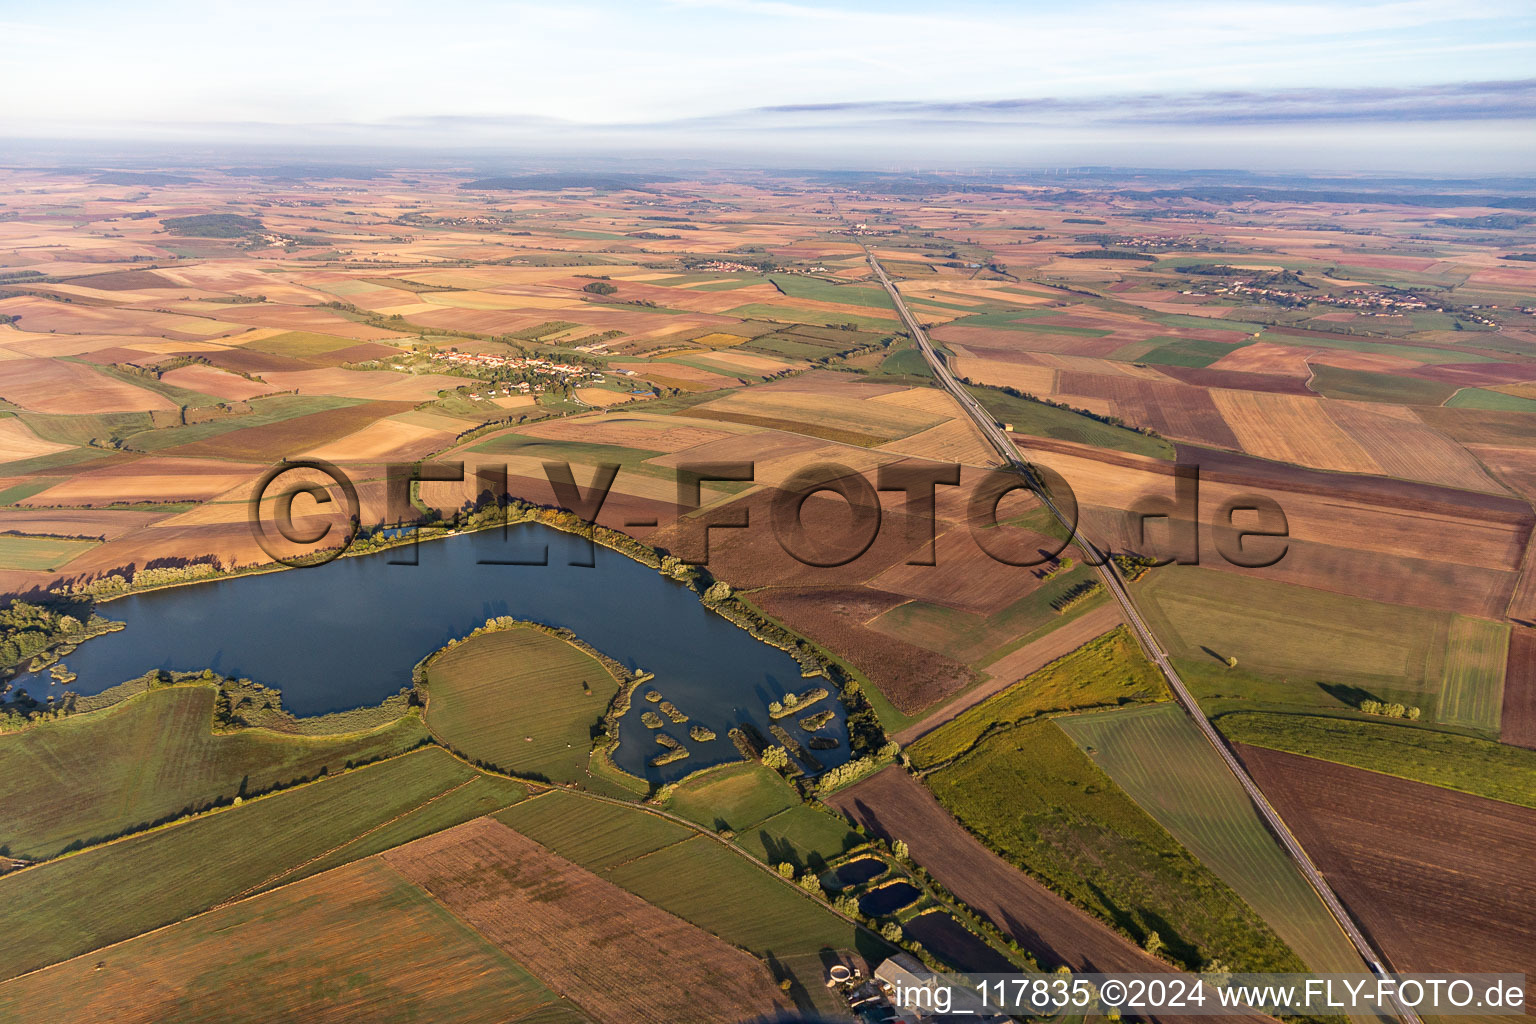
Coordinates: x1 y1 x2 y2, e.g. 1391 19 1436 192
3 0 1535 172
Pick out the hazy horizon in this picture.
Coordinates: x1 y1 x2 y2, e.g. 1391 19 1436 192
3 0 1535 173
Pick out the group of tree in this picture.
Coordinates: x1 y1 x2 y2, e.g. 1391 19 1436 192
1359 699 1422 720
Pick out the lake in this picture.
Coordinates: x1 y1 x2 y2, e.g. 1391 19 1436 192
21 524 849 783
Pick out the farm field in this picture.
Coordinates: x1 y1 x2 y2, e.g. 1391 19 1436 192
2 166 1536 1018
1216 710 1536 809
0 747 488 979
1437 616 1510 732
1137 565 1451 698
382 817 795 1024
1239 746 1536 1007
0 859 574 1024
0 533 99 570
493 791 691 870
662 760 799 832
1057 703 1367 974
0 684 430 860
920 718 1304 972
601 833 865 958
422 625 620 783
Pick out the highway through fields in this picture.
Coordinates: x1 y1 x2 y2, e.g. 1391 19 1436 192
867 253 1422 1024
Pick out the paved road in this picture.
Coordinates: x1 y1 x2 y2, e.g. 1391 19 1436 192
867 254 1420 1024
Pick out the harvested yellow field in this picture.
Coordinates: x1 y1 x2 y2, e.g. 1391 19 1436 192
1211 390 1381 473
866 386 955 416
949 353 1058 395
574 388 641 406
1493 381 1536 400
684 387 948 444
1208 343 1313 377
424 290 578 311
257 368 462 401
878 416 999 466
303 417 455 461
520 413 739 452
1025 354 1174 380
0 417 73 462
1324 401 1499 492
687 350 799 375
490 394 537 409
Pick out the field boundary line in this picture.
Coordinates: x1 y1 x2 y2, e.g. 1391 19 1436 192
214 775 479 907
0 743 442 881
370 856 601 1024
430 744 890 944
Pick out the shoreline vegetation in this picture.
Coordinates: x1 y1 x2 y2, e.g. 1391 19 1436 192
4 492 834 707
1 491 896 814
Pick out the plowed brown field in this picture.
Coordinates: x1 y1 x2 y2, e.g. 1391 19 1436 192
381 817 792 1024
1238 745 1536 1006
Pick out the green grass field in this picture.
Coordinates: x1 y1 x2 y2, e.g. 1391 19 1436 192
424 626 620 784
280 772 527 883
1138 337 1252 368
965 385 1176 460
0 478 61 505
663 761 798 832
1437 616 1509 731
877 345 934 377
908 627 1168 771
1445 387 1536 412
1215 711 1536 809
1138 566 1448 695
495 792 870 961
1057 703 1365 974
1306 364 1457 405
494 791 689 871
722 303 899 332
924 719 1303 972
0 533 100 570
0 747 480 980
603 835 867 958
0 685 430 861
16 411 153 448
769 275 897 311
735 804 862 872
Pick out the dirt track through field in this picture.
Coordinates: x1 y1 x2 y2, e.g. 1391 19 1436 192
894 603 1124 744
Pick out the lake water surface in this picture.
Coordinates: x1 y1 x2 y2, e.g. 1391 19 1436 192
23 525 848 783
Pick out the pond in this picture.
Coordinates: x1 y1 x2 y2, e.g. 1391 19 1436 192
832 856 888 888
16 524 849 783
858 880 921 917
901 913 1016 975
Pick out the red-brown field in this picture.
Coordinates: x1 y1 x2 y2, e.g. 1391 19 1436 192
1502 628 1536 750
164 401 416 461
381 817 792 1024
1238 746 1536 1004
0 358 178 414
753 586 974 713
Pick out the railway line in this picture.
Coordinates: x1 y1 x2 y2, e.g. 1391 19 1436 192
866 253 1420 1024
